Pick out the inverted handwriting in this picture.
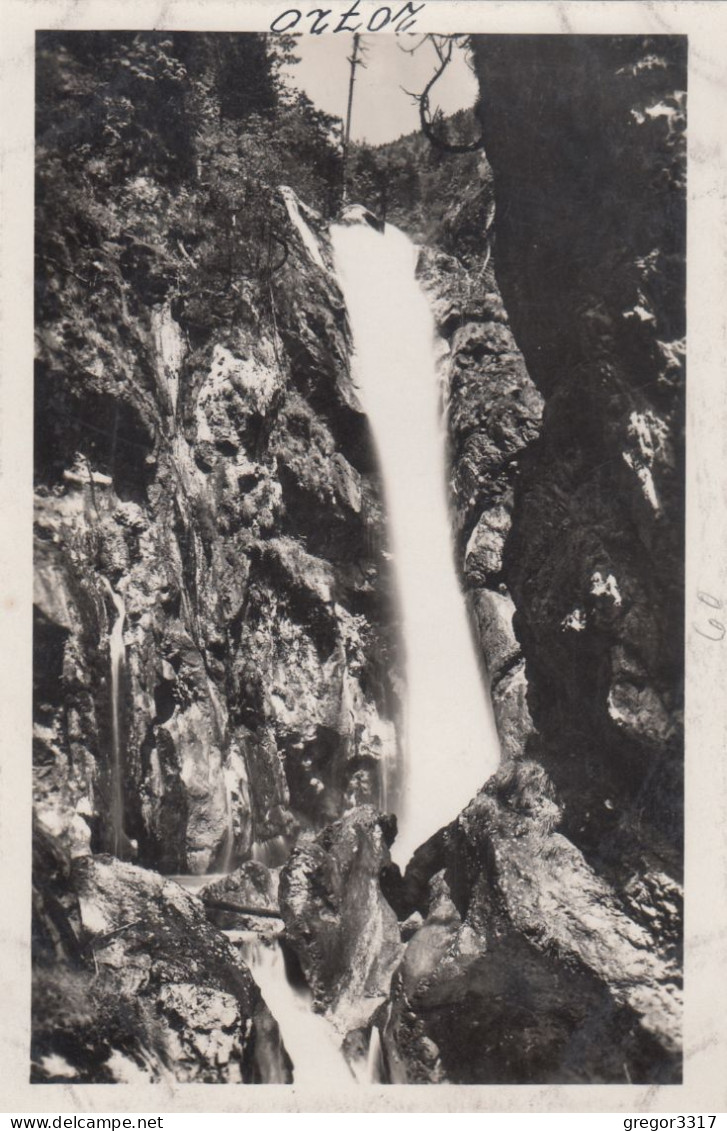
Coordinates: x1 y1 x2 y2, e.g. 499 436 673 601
270 2 426 34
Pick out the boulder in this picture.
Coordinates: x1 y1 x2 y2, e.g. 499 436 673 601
378 763 681 1084
31 825 291 1083
200 860 281 931
279 806 404 1035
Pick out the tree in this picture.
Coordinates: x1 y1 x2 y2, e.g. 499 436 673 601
342 33 368 202
401 35 485 154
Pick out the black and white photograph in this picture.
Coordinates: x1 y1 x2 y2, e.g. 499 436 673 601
1 0 726 1116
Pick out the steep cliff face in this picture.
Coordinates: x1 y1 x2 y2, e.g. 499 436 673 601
34 191 400 875
471 36 685 878
416 241 542 764
348 35 684 1085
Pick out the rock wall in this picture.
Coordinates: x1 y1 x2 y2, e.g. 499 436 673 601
34 191 401 875
279 806 403 1035
471 35 686 878
416 237 542 765
351 34 685 1085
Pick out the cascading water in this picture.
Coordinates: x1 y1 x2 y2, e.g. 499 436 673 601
365 1025 384 1084
233 933 356 1087
171 875 358 1085
331 219 501 866
102 578 128 857
279 186 327 271
165 203 501 1085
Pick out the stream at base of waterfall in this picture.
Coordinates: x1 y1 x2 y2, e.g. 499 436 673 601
171 873 380 1086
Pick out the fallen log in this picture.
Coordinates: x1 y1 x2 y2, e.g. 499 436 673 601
201 897 282 920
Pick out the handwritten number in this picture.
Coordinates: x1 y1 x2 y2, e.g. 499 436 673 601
695 592 725 641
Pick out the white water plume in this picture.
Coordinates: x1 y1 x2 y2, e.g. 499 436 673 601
331 219 501 866
279 186 327 271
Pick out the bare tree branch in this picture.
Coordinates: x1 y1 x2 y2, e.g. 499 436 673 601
407 35 485 154
397 34 429 57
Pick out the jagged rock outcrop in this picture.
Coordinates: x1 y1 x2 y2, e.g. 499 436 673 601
416 244 542 762
31 824 291 1083
34 189 401 875
377 762 680 1084
278 806 403 1036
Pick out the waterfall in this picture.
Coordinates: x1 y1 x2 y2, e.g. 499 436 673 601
330 220 501 866
172 873 385 1086
101 578 128 858
171 876 356 1085
233 933 356 1087
250 835 291 869
366 1025 384 1084
279 186 327 271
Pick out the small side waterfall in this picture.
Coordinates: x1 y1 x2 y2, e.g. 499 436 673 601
279 186 327 271
102 578 128 857
366 1025 384 1084
250 835 291 869
331 220 501 866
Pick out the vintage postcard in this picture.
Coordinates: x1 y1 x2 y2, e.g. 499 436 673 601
1 0 725 1116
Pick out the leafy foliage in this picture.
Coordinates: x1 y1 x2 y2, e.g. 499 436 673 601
34 31 491 485
36 33 343 349
346 108 493 260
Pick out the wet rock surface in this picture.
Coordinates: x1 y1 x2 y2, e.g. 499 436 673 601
279 806 403 1035
378 765 680 1084
415 245 542 766
31 825 290 1083
34 191 400 875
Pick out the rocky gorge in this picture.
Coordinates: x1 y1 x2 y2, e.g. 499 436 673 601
32 32 685 1087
